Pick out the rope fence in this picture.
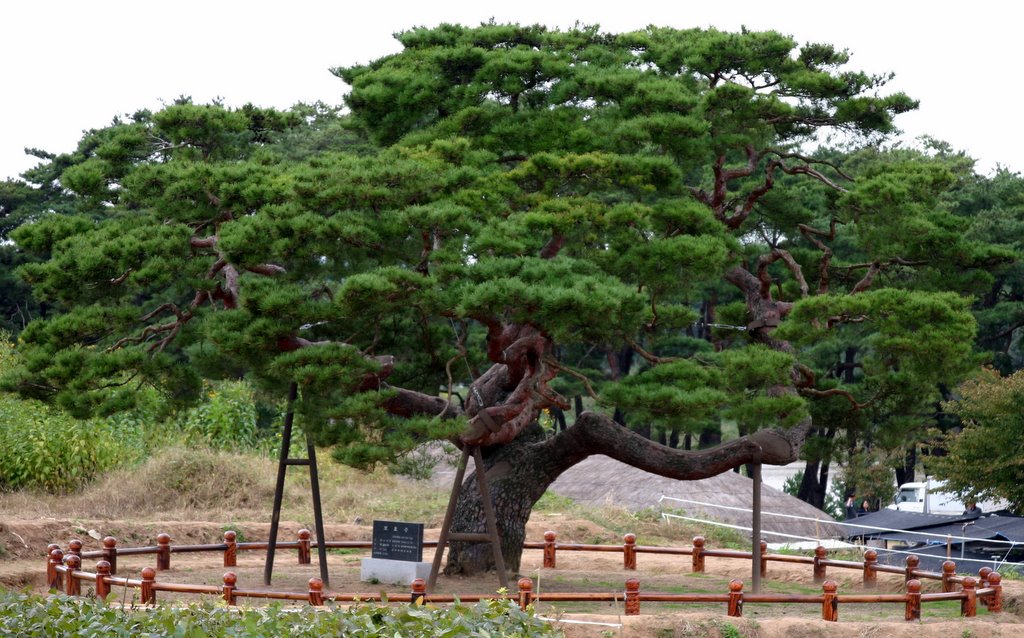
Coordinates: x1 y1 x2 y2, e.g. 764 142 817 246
657 495 1024 570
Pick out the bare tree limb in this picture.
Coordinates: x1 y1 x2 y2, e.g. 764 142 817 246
623 335 679 365
798 387 868 410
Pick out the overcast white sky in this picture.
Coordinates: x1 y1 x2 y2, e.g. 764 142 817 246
1 1 1020 182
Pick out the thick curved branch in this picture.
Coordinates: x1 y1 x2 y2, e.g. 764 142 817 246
757 249 809 298
850 261 880 294
544 410 810 475
384 387 462 419
245 263 287 276
798 387 868 410
798 219 842 294
623 336 679 365
540 232 566 259
190 235 218 249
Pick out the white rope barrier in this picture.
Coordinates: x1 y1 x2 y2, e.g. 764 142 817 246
659 511 1024 569
658 495 1021 546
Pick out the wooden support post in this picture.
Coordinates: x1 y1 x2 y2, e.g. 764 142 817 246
308 577 324 606
822 580 838 621
623 533 637 570
102 537 117 575
625 577 640 616
692 536 705 573
727 579 743 617
751 453 762 594
518 577 534 611
222 572 237 606
759 539 768 579
265 383 329 587
95 560 111 600
543 531 556 569
140 567 156 605
987 572 1003 613
813 546 827 583
961 577 977 617
156 533 171 571
223 531 237 567
47 547 63 590
68 539 82 560
942 560 956 593
904 555 919 584
863 549 877 588
905 579 921 621
63 555 81 596
297 529 311 565
427 445 508 593
411 578 426 604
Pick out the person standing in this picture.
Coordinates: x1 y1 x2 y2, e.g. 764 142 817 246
845 493 857 520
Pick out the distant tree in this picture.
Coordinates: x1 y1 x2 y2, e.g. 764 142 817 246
931 368 1024 512
5 24 991 575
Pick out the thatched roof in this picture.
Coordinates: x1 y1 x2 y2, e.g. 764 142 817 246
547 455 845 541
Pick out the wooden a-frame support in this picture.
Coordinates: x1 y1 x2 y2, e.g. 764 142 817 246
264 382 330 586
427 445 508 593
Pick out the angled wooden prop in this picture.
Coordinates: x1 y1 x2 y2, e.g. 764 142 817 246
427 442 508 593
264 382 330 586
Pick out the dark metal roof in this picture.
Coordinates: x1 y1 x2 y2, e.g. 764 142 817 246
843 510 1024 545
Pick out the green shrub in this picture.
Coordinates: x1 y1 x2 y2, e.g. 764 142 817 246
0 590 563 637
0 394 146 493
0 337 148 492
179 379 263 449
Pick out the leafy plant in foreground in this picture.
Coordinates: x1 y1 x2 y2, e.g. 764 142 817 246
0 589 563 637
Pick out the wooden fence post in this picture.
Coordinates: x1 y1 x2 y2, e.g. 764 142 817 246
813 546 827 583
68 539 83 560
156 533 171 571
140 567 156 605
904 555 919 584
941 560 956 592
298 529 311 565
625 578 640 616
102 537 118 575
978 566 991 589
863 549 877 588
308 577 324 606
223 530 237 567
905 580 921 621
47 547 63 590
63 554 81 596
95 560 111 600
692 536 705 573
727 579 743 617
961 577 977 617
822 580 838 622
543 531 556 568
624 534 637 570
987 572 1002 613
760 540 768 579
978 567 991 607
222 572 237 606
518 577 534 611
411 578 427 604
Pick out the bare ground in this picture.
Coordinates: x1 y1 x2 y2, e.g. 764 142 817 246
2 513 1022 637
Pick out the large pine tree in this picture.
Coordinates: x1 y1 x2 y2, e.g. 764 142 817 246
5 25 999 574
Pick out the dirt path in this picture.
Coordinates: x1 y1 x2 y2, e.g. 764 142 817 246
3 514 1022 637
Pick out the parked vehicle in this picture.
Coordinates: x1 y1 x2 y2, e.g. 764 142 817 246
887 478 1009 515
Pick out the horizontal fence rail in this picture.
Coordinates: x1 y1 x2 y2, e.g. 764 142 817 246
45 529 1004 621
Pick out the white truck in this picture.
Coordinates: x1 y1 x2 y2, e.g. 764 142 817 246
887 478 1008 515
